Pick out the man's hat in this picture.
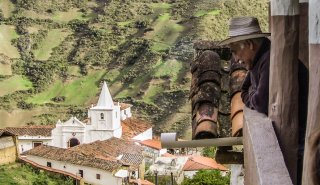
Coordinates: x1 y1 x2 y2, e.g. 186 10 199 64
219 17 270 46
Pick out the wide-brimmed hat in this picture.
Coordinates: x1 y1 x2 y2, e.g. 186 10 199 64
219 17 270 46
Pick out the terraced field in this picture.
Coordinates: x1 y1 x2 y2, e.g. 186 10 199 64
0 0 267 138
33 29 71 60
0 75 33 96
0 25 20 58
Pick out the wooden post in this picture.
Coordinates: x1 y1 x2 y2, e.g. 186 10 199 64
302 0 320 184
269 0 300 184
299 0 309 68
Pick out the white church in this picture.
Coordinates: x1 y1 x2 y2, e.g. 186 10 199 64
5 81 152 154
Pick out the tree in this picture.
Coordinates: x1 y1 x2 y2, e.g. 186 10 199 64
181 170 230 185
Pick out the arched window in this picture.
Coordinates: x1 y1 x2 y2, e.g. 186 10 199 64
100 113 104 120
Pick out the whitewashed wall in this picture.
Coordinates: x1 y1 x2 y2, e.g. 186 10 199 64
18 136 52 153
26 155 123 185
132 128 153 141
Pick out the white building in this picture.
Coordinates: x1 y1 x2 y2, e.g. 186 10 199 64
4 81 152 154
21 137 145 185
2 82 154 184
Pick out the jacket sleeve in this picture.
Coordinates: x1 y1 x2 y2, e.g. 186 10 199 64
247 60 269 114
241 72 252 107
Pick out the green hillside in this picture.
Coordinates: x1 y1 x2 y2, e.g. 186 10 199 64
0 0 268 138
0 163 73 185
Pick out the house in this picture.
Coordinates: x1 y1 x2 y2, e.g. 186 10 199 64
148 155 228 184
0 129 17 165
182 156 228 178
2 81 152 154
4 125 55 153
138 139 167 164
21 137 145 185
148 156 189 184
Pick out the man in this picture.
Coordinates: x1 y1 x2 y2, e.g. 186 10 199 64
219 16 270 115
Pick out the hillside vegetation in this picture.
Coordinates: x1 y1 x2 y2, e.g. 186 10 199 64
0 163 73 185
0 0 268 138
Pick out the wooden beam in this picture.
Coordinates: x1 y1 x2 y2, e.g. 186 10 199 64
269 0 300 184
302 0 320 184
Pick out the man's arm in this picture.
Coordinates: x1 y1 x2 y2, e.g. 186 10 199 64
246 61 269 114
241 72 252 107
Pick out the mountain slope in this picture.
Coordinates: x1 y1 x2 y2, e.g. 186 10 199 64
0 0 267 138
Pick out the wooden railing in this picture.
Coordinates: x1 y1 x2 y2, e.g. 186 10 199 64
243 107 292 185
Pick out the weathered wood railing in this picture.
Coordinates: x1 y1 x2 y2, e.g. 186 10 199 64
243 107 292 185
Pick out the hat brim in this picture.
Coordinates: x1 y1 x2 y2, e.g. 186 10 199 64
218 33 271 46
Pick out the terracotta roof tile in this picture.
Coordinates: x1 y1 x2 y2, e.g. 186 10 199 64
121 118 152 140
22 145 122 172
139 139 162 150
4 125 55 137
182 156 228 171
69 137 144 168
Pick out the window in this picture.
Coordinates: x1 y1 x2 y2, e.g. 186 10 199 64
47 162 51 167
33 141 43 148
100 113 104 120
79 170 83 178
96 174 101 180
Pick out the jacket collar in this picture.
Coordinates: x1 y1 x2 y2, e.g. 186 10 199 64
251 38 270 69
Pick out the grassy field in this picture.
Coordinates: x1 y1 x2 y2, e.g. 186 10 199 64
153 59 183 82
52 8 93 22
0 25 20 58
0 75 33 97
33 29 71 60
0 107 53 127
0 62 12 75
0 163 72 185
0 0 15 18
194 9 221 17
27 69 105 105
142 79 165 104
145 12 185 52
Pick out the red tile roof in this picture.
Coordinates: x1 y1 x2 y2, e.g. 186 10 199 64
139 139 162 150
4 125 55 137
183 156 228 171
22 145 122 172
121 118 152 140
69 137 144 168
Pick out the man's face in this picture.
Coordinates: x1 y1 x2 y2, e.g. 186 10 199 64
229 41 255 69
